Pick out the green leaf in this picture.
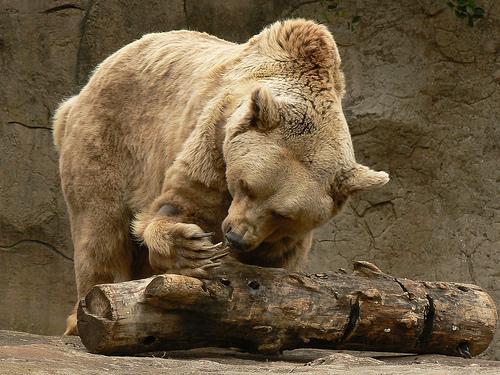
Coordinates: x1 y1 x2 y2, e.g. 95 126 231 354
321 11 331 23
474 7 485 17
352 15 361 23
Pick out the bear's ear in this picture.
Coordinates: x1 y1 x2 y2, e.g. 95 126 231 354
341 164 389 194
249 86 281 131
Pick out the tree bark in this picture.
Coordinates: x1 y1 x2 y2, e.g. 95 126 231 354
77 261 497 357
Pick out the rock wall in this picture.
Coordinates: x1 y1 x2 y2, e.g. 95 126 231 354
1 0 498 358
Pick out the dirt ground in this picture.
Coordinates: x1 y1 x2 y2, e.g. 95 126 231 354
0 330 499 375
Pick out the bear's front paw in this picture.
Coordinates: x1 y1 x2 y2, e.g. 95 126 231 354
142 220 228 277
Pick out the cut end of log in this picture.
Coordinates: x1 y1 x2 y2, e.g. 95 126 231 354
85 287 113 319
77 287 113 354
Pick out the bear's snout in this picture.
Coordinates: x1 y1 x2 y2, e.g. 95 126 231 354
225 230 250 253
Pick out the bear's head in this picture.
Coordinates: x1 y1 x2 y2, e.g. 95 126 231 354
221 19 389 254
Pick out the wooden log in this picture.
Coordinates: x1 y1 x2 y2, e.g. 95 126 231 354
77 261 497 357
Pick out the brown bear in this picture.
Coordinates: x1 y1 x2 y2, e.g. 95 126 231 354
53 19 389 335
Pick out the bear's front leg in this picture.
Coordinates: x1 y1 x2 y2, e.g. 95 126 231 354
133 209 227 278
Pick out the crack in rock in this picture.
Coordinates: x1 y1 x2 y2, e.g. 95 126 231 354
42 4 85 14
75 0 97 85
7 121 50 131
0 239 73 262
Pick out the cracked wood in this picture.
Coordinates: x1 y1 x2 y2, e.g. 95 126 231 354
77 261 497 356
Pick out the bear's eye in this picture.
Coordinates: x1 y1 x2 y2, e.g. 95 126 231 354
271 210 292 221
239 179 255 199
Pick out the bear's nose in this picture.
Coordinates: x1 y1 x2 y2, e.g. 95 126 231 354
225 231 250 252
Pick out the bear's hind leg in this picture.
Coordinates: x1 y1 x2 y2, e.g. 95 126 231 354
65 210 133 335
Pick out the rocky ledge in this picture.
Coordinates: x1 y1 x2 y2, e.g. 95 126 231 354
0 330 499 374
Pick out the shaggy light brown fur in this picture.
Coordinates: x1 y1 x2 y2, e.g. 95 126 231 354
53 19 389 335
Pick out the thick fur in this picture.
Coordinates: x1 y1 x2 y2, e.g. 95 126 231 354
53 19 389 335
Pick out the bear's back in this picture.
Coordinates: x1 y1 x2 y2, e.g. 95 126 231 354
67 29 241 147
82 30 238 95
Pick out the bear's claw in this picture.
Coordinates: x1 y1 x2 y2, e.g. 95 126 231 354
203 241 223 249
189 232 215 239
179 261 222 279
179 246 224 260
209 251 229 261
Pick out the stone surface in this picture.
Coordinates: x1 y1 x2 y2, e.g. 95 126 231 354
1 330 500 375
0 0 498 359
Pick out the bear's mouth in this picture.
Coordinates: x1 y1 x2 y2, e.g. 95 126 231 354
226 235 280 255
223 235 265 256
228 239 295 268
225 241 262 255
